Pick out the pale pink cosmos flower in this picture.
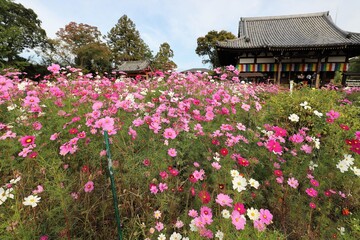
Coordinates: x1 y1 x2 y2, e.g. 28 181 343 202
163 128 177 139
168 148 177 157
231 210 246 230
254 219 266 231
158 183 168 192
32 121 42 130
211 162 221 170
287 177 299 189
188 209 198 218
155 222 164 232
301 144 313 154
174 220 184 228
150 185 158 194
241 103 251 111
32 185 44 194
216 193 233 207
259 209 273 225
84 181 94 193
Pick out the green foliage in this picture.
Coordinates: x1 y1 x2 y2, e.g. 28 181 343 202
107 15 153 67
349 56 360 73
195 30 236 68
0 0 46 65
152 42 177 71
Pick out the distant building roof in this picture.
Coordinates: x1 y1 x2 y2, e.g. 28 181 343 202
181 68 210 73
117 60 151 73
217 11 360 50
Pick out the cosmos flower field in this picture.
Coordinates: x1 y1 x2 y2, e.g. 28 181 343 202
0 65 359 239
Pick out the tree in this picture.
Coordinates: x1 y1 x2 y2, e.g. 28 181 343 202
152 42 177 71
195 30 235 68
0 0 46 67
75 42 111 73
41 22 111 72
348 56 360 72
107 15 152 67
56 22 102 53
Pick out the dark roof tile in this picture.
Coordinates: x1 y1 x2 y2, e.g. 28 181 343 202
218 11 360 49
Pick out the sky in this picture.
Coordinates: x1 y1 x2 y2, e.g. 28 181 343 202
15 0 360 71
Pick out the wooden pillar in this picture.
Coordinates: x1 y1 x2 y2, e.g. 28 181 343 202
315 57 322 88
276 61 282 85
341 57 349 87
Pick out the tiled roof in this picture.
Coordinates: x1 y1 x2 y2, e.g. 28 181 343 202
117 60 150 72
217 11 360 50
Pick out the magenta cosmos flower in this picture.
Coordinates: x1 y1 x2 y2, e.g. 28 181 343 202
20 135 36 147
305 188 318 197
163 128 177 139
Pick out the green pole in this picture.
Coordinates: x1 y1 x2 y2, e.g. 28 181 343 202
104 131 123 240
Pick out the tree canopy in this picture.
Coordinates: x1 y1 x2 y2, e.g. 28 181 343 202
41 22 111 72
0 0 46 68
152 42 177 71
107 15 152 67
195 30 235 68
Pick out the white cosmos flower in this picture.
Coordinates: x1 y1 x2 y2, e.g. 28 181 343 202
221 209 231 219
249 178 260 189
336 160 349 173
230 170 239 177
313 110 323 118
232 175 247 192
247 207 260 221
23 195 41 208
288 114 300 122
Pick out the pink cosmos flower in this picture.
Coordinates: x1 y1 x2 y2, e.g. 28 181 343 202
231 210 246 230
289 134 304 144
20 135 36 147
159 171 168 179
47 63 61 74
168 148 177 157
155 222 164 232
234 202 246 215
23 96 40 107
163 128 177 139
326 110 340 120
266 140 282 154
158 183 168 192
300 144 313 154
254 220 266 231
32 185 44 194
211 162 221 170
309 202 316 209
310 179 319 187
305 188 318 197
355 131 360 140
150 184 158 194
241 103 251 111
188 209 198 218
175 220 184 228
287 177 299 189
259 209 273 225
215 193 233 207
32 121 42 130
84 181 94 193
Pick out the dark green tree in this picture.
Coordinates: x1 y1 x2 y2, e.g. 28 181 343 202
107 15 152 67
0 0 46 68
152 42 177 71
75 42 112 73
195 30 235 68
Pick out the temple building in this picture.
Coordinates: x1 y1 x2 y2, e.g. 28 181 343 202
216 11 360 87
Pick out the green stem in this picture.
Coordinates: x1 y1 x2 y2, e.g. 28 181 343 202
104 131 123 240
